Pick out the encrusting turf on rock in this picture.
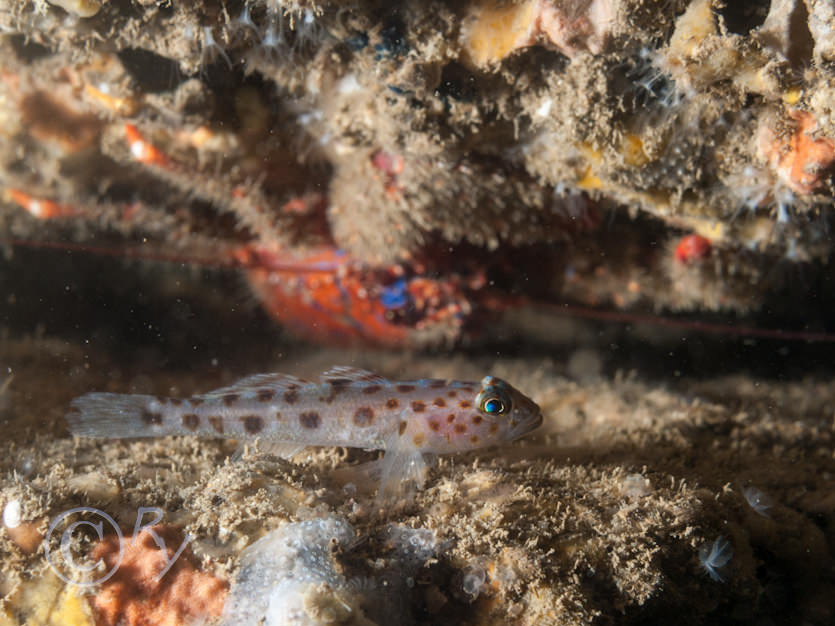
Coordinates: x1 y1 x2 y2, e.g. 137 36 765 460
1 0 834 334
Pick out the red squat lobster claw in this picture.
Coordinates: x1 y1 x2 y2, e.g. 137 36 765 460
234 246 491 348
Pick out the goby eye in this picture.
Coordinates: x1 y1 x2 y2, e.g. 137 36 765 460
482 396 506 415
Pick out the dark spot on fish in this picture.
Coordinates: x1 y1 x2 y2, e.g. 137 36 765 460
320 385 339 403
399 421 407 435
222 394 239 406
241 415 264 434
411 401 426 412
510 419 518 428
257 389 275 402
447 390 457 398
454 423 467 434
141 410 162 425
470 435 480 444
489 423 499 435
447 413 456 423
299 411 321 429
182 414 199 430
472 414 483 425
386 398 399 409
433 397 446 407
328 378 351 386
413 433 426 446
190 398 204 406
209 416 224 434
353 407 375 426
397 384 415 393
429 380 446 388
275 411 283 421
362 385 382 395
459 400 472 409
169 398 183 406
429 420 441 432
283 388 299 404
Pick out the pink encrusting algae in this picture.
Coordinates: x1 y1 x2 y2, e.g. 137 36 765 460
461 0 614 67
90 525 227 626
757 109 835 195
